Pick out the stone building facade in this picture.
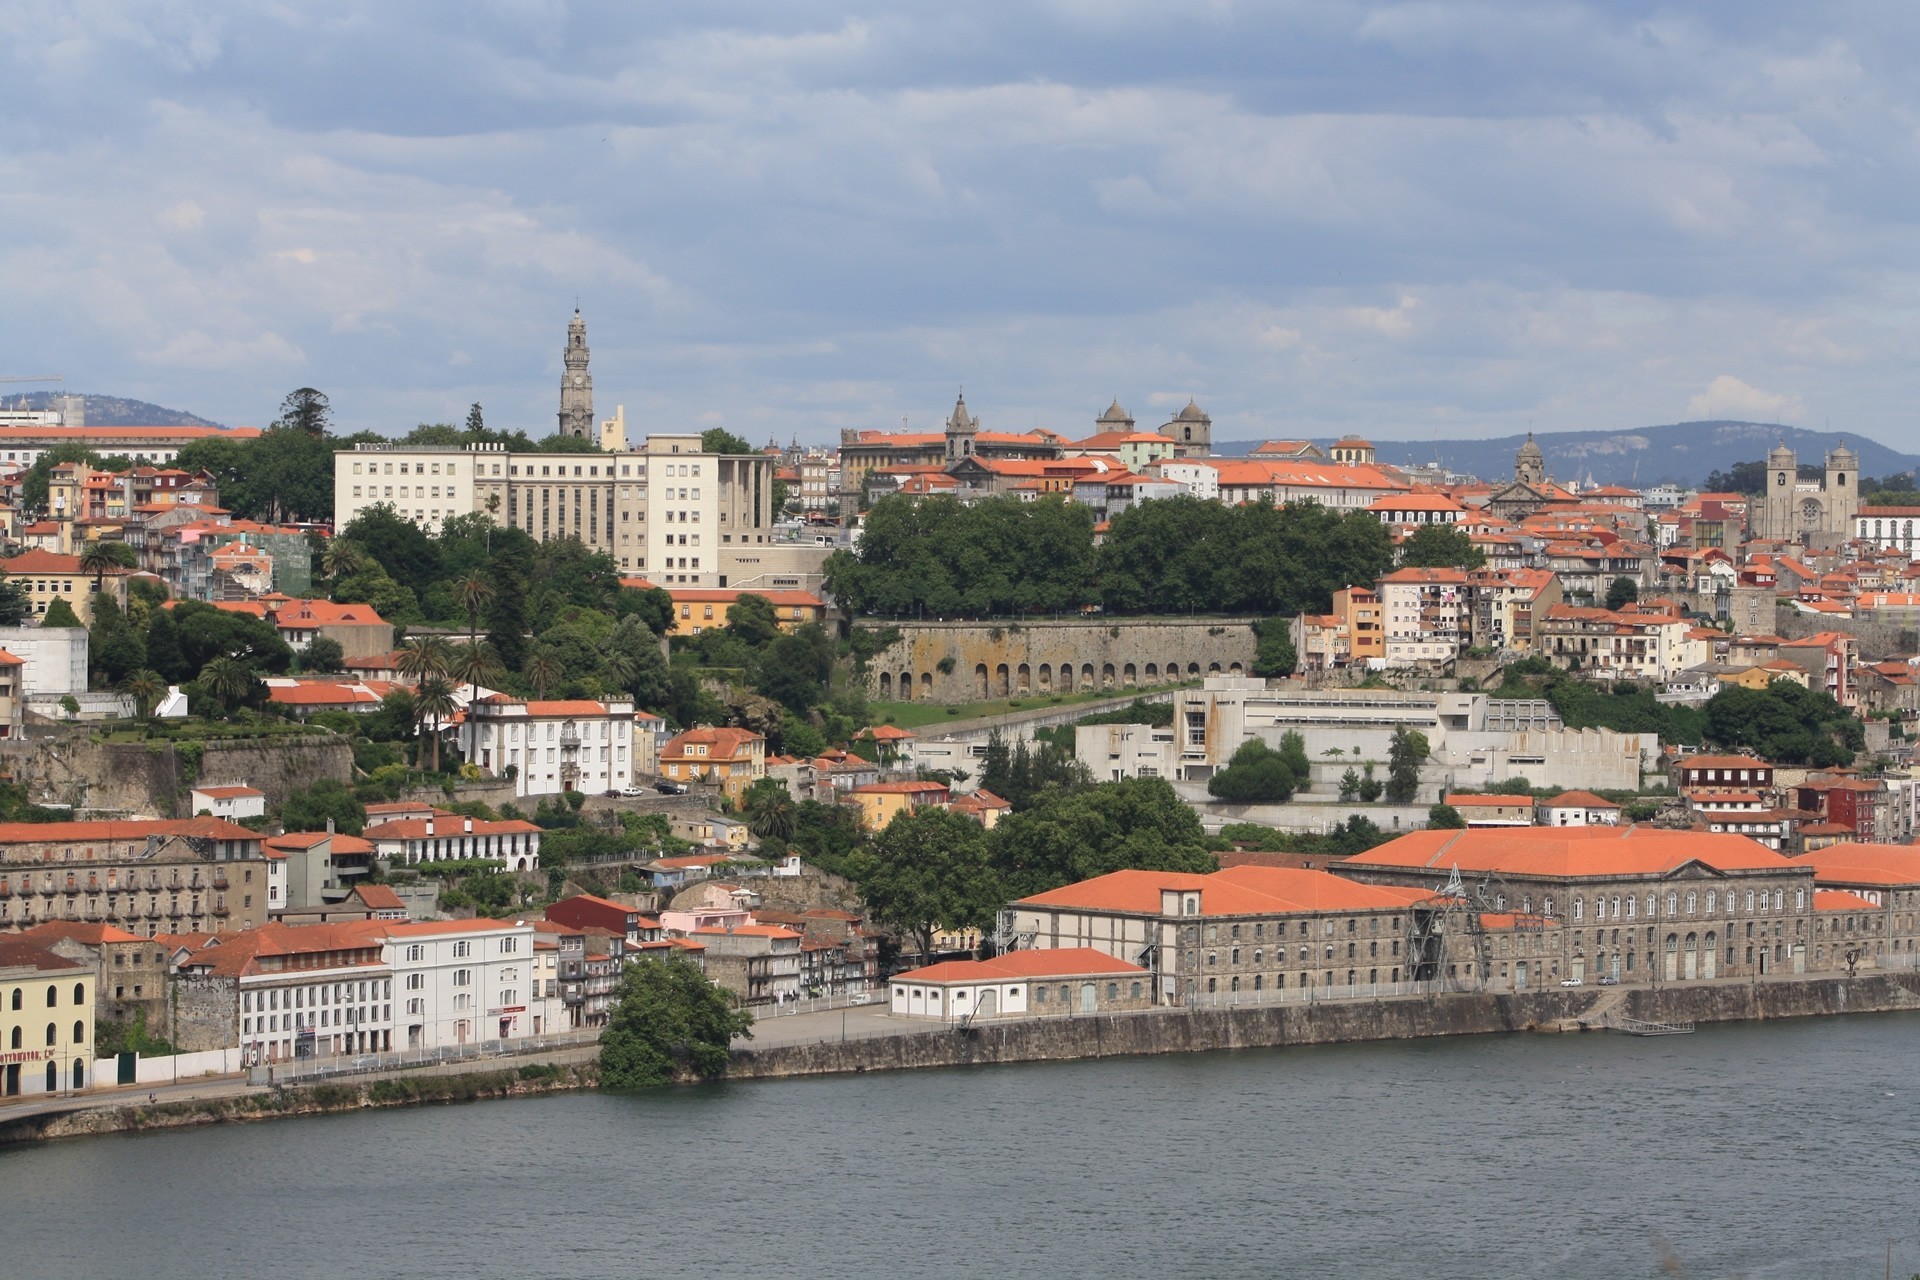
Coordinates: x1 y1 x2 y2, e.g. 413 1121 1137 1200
0 819 271 938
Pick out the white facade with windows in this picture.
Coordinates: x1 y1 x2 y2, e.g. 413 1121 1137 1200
465 696 637 799
376 919 542 1049
238 963 393 1066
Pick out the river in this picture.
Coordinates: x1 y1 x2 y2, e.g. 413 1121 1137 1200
4 1014 1919 1279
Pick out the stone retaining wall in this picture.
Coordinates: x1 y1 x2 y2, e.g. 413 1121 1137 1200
867 618 1259 704
727 974 1920 1080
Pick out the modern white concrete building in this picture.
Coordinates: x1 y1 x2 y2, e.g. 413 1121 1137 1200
376 918 543 1047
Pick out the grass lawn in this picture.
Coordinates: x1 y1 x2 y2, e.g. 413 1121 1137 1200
869 684 1185 730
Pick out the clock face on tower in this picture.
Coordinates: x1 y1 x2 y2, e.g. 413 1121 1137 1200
573 374 584 387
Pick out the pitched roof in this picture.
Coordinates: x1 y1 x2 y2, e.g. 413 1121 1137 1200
0 941 87 973
895 948 1147 984
1340 826 1795 879
1790 843 1920 888
1541 791 1620 809
0 816 259 845
1015 866 1431 917
14 920 145 946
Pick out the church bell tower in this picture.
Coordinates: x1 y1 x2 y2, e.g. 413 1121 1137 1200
558 309 594 438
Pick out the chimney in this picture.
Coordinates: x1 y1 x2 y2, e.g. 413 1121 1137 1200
326 817 335 835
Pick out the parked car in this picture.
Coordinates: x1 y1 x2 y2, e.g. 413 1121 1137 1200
1598 975 1621 986
848 992 873 1006
620 785 647 797
655 781 687 795
1559 977 1584 988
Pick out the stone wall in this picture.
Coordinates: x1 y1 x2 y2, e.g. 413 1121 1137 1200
0 732 353 817
866 618 1259 705
728 973 1920 1080
1777 610 1912 661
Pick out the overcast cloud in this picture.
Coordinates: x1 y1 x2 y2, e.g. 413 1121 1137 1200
2 2 1916 449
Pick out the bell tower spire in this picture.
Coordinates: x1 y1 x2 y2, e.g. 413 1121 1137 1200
558 309 593 439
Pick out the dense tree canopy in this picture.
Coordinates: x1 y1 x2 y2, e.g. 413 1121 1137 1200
599 955 753 1089
989 777 1215 901
1397 524 1486 570
849 806 1002 963
825 495 1098 617
1702 679 1862 766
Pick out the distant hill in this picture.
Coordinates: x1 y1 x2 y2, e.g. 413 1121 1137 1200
3 391 224 429
1217 422 1920 488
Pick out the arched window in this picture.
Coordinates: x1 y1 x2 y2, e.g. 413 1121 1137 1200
8 1027 17 1049
8 988 18 1011
45 1063 56 1093
72 1020 84 1044
1795 888 1806 910
1775 890 1785 911
73 983 84 1006
1543 896 1555 917
44 1023 56 1046
46 987 56 1008
1746 890 1756 911
1686 892 1697 915
1706 891 1717 914
1666 893 1678 916
71 1061 83 1090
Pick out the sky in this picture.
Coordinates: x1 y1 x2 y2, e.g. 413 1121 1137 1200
2 2 1917 450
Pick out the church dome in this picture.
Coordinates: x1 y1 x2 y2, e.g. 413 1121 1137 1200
1098 399 1132 425
1829 441 1858 465
1176 399 1210 422
1768 440 1796 467
1517 432 1543 460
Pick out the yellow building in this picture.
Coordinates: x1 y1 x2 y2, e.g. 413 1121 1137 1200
0 940 96 1099
646 586 828 638
660 727 768 801
847 780 951 830
0 548 131 625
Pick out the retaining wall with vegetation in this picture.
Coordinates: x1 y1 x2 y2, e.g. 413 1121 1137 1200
867 618 1258 704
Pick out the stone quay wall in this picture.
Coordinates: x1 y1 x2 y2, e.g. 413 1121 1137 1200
727 974 1920 1080
867 618 1259 705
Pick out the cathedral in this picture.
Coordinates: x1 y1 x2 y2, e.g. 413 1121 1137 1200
1750 442 1858 546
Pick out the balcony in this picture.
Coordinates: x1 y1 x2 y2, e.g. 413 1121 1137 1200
212 873 230 890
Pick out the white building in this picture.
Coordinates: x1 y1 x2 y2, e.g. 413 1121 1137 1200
375 918 543 1048
332 433 776 587
1534 791 1622 827
190 785 266 822
0 625 87 696
361 810 544 872
465 695 637 798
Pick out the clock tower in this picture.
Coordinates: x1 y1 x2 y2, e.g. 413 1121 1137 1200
558 309 593 438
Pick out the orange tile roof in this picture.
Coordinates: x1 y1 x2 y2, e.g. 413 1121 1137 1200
1813 890 1880 912
1789 843 1920 888
849 780 949 795
0 816 259 845
362 816 540 840
689 924 801 939
1444 794 1532 807
895 948 1147 984
1341 826 1795 878
14 920 145 946
1016 866 1431 917
1541 791 1620 809
193 785 264 799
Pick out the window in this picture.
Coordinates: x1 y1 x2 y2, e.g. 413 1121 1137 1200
453 969 472 987
453 940 472 959
406 944 424 962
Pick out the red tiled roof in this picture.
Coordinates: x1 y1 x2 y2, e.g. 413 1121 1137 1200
895 948 1147 984
1342 826 1793 878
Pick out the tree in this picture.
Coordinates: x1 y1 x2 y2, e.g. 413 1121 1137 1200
1277 731 1311 793
302 635 346 674
754 624 835 713
1339 767 1362 801
456 570 495 652
78 540 135 591
0 576 31 627
1252 617 1298 679
465 403 486 438
200 656 258 716
700 428 756 456
1605 576 1640 610
603 618 670 709
990 777 1214 899
282 779 367 834
120 669 166 722
342 506 441 599
1206 739 1298 804
524 646 563 699
321 538 367 584
89 595 147 686
743 778 797 842
599 954 753 1089
276 387 332 438
39 597 82 628
1427 803 1467 829
412 674 459 771
1702 461 1767 495
395 635 452 682
852 806 1002 964
1398 524 1486 570
727 593 780 648
1386 726 1430 804
1357 762 1384 802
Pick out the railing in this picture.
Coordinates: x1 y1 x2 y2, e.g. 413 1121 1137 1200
247 1029 603 1086
750 990 880 1019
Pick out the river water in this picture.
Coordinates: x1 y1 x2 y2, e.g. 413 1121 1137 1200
5 1014 1920 1279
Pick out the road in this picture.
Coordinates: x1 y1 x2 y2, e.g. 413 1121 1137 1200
735 1004 927 1050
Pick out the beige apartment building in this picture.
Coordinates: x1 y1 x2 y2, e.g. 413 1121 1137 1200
334 433 777 588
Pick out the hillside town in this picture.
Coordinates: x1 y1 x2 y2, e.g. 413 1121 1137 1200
8 314 1920 1103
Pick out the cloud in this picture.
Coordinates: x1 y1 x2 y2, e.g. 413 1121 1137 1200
1685 375 1805 424
0 2 1914 452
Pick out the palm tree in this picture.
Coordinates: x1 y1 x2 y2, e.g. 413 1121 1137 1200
321 538 367 584
448 641 504 760
600 647 636 696
120 669 166 722
200 657 255 717
746 789 797 843
78 540 129 592
523 647 563 700
456 571 494 649
412 674 460 772
395 635 451 683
